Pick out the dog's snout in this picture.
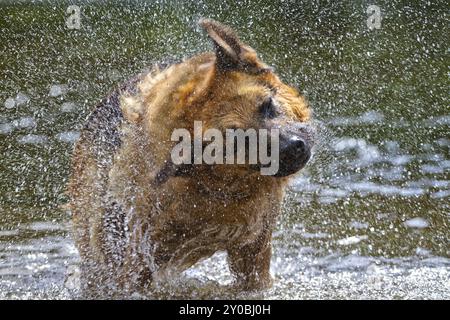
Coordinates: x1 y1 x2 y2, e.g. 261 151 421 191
275 132 312 177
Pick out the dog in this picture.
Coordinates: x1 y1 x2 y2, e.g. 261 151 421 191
68 18 313 295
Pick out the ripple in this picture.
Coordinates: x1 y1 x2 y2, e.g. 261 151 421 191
60 102 78 113
14 117 37 129
49 84 68 97
345 181 425 197
421 164 444 174
0 123 14 135
17 134 49 145
349 221 370 230
337 235 368 246
55 131 80 143
327 110 384 126
431 190 450 199
403 217 429 229
15 92 30 106
320 254 373 272
3 97 15 109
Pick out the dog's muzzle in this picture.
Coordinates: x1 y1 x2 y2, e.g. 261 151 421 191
274 123 314 177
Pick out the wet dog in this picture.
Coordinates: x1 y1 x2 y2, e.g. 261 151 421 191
69 19 313 294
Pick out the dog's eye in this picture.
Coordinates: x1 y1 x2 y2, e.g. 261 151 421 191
259 98 278 119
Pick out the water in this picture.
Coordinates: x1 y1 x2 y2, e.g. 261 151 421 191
0 0 448 299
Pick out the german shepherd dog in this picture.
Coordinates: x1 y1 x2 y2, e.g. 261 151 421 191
69 19 313 295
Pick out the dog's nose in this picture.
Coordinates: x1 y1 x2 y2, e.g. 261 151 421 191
285 136 308 156
275 135 311 177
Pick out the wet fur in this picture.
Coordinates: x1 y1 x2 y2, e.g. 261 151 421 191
69 19 311 295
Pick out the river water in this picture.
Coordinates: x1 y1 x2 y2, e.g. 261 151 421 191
0 0 448 299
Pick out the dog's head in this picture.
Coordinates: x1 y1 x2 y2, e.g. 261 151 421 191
196 19 314 177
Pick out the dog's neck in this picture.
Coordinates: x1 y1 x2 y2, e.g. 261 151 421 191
186 165 288 201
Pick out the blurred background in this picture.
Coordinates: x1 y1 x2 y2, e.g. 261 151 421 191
0 0 448 299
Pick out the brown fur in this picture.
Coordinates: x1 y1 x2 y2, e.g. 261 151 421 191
68 19 311 295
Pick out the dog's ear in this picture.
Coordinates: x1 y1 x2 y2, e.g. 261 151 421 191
199 18 269 73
